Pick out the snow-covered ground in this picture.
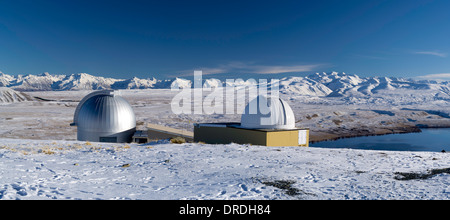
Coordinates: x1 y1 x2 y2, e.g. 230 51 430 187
1 138 449 200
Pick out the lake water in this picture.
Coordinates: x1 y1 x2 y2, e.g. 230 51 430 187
310 128 450 152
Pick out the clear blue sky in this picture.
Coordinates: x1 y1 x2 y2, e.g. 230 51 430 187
0 0 449 79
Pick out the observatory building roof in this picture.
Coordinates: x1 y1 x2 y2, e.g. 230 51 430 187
72 90 136 134
240 95 295 130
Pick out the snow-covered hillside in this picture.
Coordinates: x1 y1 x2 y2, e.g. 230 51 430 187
1 138 449 200
0 87 34 103
278 76 333 96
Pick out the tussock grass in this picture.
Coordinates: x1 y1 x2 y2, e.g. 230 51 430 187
170 137 186 144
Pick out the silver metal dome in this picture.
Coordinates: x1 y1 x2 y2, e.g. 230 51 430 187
71 90 136 143
241 95 295 129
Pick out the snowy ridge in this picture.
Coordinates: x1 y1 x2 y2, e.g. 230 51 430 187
111 77 158 90
294 72 437 97
1 72 450 100
0 72 158 91
0 87 34 103
55 73 120 91
170 78 192 89
278 76 333 96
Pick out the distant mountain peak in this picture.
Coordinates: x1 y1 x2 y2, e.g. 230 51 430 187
39 72 51 77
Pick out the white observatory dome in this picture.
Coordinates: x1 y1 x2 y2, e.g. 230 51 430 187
241 95 295 129
71 90 136 143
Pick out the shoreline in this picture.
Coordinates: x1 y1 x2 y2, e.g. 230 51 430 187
309 123 450 143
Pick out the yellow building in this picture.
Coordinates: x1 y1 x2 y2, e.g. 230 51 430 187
194 123 309 147
194 95 309 147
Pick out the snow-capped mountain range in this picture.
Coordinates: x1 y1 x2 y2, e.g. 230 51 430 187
278 72 450 97
1 71 449 98
0 72 160 91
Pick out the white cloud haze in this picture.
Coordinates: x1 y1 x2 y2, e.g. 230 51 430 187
416 73 450 81
181 62 324 76
413 51 447 57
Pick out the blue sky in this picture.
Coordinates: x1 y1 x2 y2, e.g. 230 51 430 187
0 0 449 79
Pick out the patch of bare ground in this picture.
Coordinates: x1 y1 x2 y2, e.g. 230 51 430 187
395 168 450 181
310 125 422 143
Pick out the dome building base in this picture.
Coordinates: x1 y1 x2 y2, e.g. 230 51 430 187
71 90 136 143
194 123 309 147
77 128 136 143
